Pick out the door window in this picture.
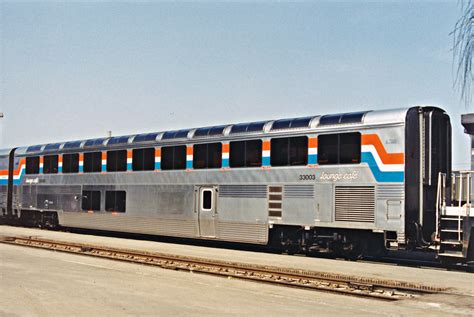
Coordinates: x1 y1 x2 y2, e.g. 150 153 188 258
202 189 213 211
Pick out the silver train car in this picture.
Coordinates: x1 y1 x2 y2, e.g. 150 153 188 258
1 106 471 262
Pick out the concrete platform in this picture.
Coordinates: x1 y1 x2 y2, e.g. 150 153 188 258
1 225 473 316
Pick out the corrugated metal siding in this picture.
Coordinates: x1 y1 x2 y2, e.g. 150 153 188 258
219 185 267 198
335 186 375 223
217 222 268 244
284 185 314 198
61 213 197 237
377 185 405 200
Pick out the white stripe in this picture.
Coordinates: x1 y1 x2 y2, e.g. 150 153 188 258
127 158 132 164
222 153 229 159
361 145 404 172
101 160 107 165
155 157 161 163
308 148 318 155
186 155 193 161
262 150 270 157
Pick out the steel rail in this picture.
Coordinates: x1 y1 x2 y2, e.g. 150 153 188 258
0 235 447 301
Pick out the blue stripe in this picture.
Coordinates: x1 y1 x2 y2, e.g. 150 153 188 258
222 158 229 168
127 163 132 171
155 162 161 170
186 160 193 169
101 164 106 172
79 165 84 173
262 157 270 166
308 154 317 165
361 152 404 183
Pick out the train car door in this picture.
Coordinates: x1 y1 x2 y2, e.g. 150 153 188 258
196 186 217 238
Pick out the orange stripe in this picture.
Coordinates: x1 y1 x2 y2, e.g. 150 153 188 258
58 155 63 163
222 143 229 153
79 153 84 161
262 141 271 151
187 146 193 155
127 150 133 159
39 157 44 164
155 148 161 157
308 137 317 148
102 152 107 160
0 159 26 176
361 134 404 164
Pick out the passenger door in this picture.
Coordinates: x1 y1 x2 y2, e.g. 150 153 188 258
196 186 217 238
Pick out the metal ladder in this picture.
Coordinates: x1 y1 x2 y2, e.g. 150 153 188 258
436 171 472 258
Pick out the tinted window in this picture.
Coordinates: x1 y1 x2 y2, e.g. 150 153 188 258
318 132 361 165
317 134 338 164
202 190 212 210
270 136 308 166
26 156 40 174
81 190 101 211
193 143 222 169
43 155 59 174
105 191 126 213
229 140 262 168
63 153 79 174
132 148 155 171
107 150 127 172
161 146 186 170
83 152 102 173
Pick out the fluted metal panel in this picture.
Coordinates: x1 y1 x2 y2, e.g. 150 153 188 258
377 185 405 200
284 185 314 198
62 212 197 237
335 186 375 223
219 185 267 198
217 222 268 244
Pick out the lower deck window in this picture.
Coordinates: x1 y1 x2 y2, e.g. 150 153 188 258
81 191 101 211
62 153 79 173
270 136 308 166
105 191 126 213
107 150 127 172
43 155 59 174
161 146 186 170
84 152 102 173
132 148 155 171
318 132 361 165
193 143 222 169
26 156 40 174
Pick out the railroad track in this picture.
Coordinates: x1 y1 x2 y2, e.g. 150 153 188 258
0 235 448 301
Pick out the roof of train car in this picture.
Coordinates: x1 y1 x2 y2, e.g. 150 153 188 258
7 106 437 155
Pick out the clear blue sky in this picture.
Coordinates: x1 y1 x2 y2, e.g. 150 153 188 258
0 1 471 169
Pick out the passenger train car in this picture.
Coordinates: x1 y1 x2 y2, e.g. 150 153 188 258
1 106 472 263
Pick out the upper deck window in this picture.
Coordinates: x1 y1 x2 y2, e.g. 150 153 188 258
25 156 40 174
271 117 313 130
133 133 159 143
270 136 308 167
83 152 102 173
63 153 79 174
319 111 367 126
162 129 190 140
193 143 222 169
107 136 130 146
229 140 262 168
107 150 127 172
194 125 226 138
43 155 59 174
161 146 186 170
318 132 361 165
230 121 266 134
132 148 155 171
